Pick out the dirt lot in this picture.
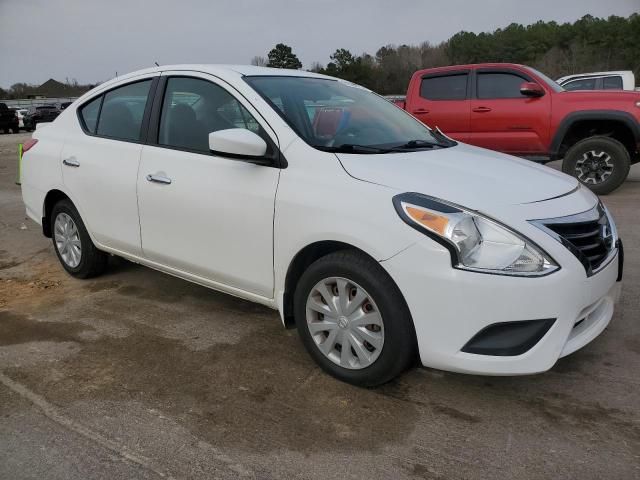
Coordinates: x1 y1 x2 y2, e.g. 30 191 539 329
1 131 639 479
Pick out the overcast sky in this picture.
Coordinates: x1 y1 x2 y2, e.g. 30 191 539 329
1 0 638 88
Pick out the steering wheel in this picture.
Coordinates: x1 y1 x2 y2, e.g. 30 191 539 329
333 125 389 147
331 126 362 146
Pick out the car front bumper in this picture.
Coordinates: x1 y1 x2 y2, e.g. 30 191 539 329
381 238 621 375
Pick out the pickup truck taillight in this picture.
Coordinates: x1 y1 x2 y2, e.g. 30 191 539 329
22 139 38 153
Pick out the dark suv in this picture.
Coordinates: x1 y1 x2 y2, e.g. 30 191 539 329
24 105 62 131
0 103 19 133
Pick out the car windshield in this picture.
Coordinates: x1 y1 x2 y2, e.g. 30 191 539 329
524 67 564 93
244 76 453 154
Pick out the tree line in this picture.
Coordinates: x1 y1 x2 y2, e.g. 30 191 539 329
255 14 640 94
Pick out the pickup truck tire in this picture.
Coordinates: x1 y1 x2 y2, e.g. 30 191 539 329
294 250 417 387
562 136 630 195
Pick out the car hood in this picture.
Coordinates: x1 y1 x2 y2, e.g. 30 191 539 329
337 143 578 208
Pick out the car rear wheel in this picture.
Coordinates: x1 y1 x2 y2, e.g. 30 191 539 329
51 199 108 278
294 250 416 387
562 136 630 195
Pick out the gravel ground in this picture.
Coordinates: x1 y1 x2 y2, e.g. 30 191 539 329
1 131 639 480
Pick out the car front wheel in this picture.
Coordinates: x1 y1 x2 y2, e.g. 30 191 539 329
51 199 108 278
562 136 630 195
294 250 416 387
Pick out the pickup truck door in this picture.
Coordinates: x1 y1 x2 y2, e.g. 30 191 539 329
406 71 470 142
469 68 551 156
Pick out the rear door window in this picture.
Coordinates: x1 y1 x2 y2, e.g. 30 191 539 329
96 80 152 141
420 74 468 100
602 76 623 90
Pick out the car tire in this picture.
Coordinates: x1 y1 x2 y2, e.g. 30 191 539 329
51 199 108 279
294 250 416 387
562 136 630 195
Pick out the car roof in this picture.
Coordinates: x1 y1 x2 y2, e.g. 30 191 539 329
73 65 349 108
413 63 527 75
101 64 332 87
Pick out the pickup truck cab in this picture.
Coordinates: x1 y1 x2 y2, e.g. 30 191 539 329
557 71 637 92
404 63 640 194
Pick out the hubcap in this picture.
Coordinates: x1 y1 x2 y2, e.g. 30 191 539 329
305 277 384 370
575 150 614 185
54 213 82 268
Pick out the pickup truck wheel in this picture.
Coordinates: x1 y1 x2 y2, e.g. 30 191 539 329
294 250 416 387
562 136 630 195
51 199 108 279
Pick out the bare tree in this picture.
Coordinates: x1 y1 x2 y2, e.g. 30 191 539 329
251 56 267 67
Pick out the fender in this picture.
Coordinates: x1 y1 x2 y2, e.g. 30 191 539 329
550 110 640 160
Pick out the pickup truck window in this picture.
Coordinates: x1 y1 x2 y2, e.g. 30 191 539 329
603 76 623 90
477 72 529 99
563 78 597 91
420 74 467 100
246 76 449 153
523 67 564 92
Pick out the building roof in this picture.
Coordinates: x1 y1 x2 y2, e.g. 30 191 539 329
35 78 92 97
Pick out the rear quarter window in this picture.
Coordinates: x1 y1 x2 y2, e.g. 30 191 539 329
79 96 102 133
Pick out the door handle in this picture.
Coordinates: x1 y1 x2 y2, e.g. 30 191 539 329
412 109 430 114
62 157 80 167
146 173 172 185
472 107 492 113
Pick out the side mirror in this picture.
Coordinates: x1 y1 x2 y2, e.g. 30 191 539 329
209 128 268 162
520 82 545 98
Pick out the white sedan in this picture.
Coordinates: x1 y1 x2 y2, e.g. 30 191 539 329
20 65 623 386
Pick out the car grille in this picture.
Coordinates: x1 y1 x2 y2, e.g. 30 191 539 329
533 202 615 276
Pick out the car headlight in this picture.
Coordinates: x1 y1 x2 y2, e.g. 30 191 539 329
393 193 559 276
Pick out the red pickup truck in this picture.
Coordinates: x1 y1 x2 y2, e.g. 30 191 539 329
402 63 640 194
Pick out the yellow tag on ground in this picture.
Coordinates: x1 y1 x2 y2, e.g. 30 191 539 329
16 143 23 185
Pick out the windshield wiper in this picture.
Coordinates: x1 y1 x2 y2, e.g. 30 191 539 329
387 139 447 151
315 144 393 154
430 128 457 146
